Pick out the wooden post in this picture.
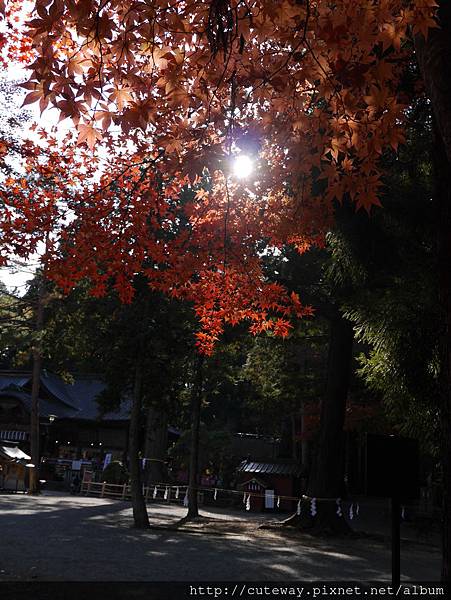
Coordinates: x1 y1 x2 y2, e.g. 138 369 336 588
29 278 45 495
187 354 204 519
392 495 401 587
129 363 150 528
122 483 127 499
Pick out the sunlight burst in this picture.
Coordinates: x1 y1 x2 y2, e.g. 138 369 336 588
232 154 253 179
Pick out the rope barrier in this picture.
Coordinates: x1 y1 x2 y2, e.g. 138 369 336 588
145 484 412 508
81 479 438 518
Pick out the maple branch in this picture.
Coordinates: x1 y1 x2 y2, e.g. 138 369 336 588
76 149 165 207
301 0 311 41
116 162 152 247
244 2 310 101
92 10 106 117
223 176 231 271
203 31 236 145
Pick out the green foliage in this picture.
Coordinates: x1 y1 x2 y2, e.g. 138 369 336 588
342 99 439 452
170 426 235 485
0 283 35 368
241 323 328 428
102 461 129 484
42 274 197 424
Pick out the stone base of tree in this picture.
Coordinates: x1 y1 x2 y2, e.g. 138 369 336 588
179 513 208 524
131 504 150 529
282 499 352 535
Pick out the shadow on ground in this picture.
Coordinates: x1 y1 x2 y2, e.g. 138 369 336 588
0 494 441 582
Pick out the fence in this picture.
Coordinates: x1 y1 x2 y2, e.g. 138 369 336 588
80 477 302 511
80 479 195 504
79 475 441 524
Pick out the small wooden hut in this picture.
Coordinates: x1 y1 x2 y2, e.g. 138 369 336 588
0 444 31 492
237 460 304 512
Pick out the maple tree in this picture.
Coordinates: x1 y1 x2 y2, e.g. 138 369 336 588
0 0 438 355
0 0 449 571
4 0 436 207
0 0 438 353
0 129 312 354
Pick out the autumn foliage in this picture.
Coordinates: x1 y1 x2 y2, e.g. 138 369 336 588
0 129 313 353
0 0 439 352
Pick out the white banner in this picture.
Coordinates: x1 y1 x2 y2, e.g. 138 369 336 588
265 489 275 509
103 453 112 470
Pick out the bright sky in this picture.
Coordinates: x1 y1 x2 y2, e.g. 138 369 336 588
0 64 70 294
0 58 256 295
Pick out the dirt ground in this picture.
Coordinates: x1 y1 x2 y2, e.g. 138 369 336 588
0 492 441 581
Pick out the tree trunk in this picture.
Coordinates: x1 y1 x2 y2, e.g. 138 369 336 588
278 415 294 458
291 414 298 461
431 119 451 581
144 407 168 484
309 315 353 496
28 280 45 495
300 404 309 470
129 364 150 529
285 313 353 533
187 354 204 520
415 3 451 581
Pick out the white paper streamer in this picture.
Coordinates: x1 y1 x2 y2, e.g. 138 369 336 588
277 496 280 508
297 500 301 516
356 503 360 516
183 491 189 507
336 498 342 517
164 486 169 500
246 494 251 511
349 503 354 520
401 506 405 520
243 492 246 504
153 485 157 499
175 486 179 499
310 498 317 517
214 488 217 500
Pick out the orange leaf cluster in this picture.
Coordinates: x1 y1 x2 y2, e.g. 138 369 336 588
0 0 439 352
4 0 437 211
0 134 313 353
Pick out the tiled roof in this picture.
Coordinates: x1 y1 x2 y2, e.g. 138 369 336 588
0 390 76 419
41 372 79 410
237 460 304 477
62 376 131 421
0 372 130 422
0 374 30 390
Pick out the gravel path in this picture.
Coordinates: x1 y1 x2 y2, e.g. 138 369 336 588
0 492 441 581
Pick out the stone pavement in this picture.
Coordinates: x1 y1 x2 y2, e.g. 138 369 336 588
0 492 441 581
